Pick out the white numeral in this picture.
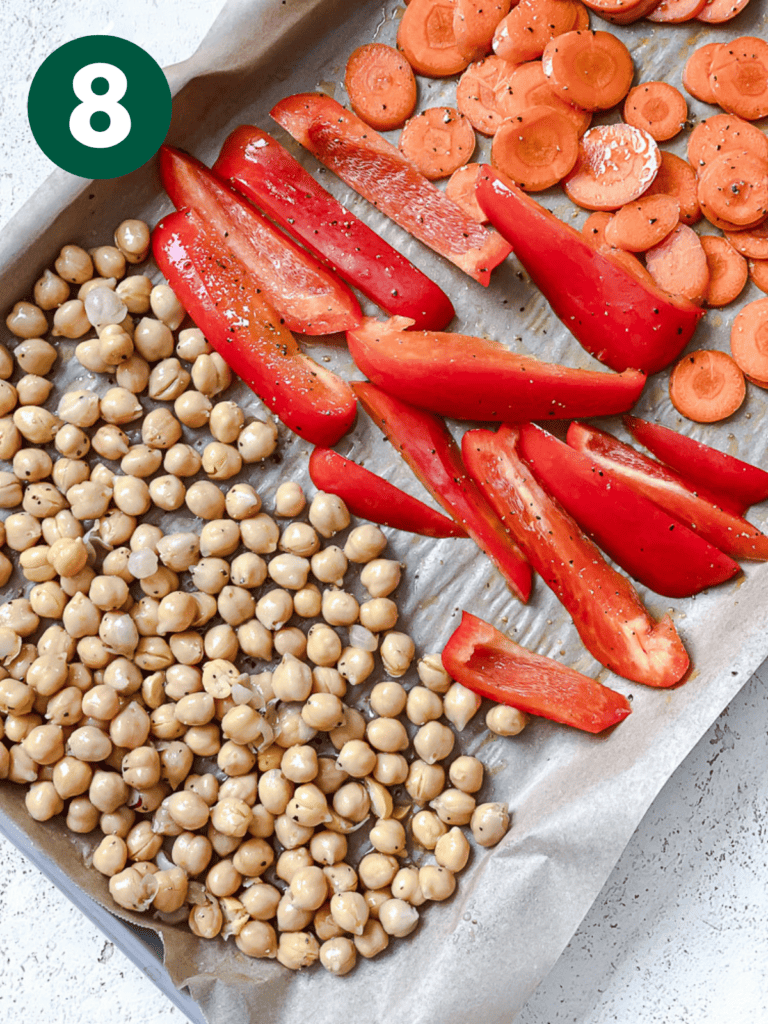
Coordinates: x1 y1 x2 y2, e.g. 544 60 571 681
69 62 131 149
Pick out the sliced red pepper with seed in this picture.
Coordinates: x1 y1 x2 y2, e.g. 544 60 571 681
309 447 466 539
516 422 741 598
475 165 705 374
623 414 768 514
442 611 633 734
567 421 768 561
347 315 647 421
152 208 356 447
353 382 532 602
213 125 455 331
159 145 362 337
270 93 512 285
462 425 690 688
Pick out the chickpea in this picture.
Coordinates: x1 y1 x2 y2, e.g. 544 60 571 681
234 418 277 467
290 865 328 911
148 283 184 330
449 755 484 794
310 546 347 586
332 781 370 824
337 647 375 687
52 299 91 338
115 220 150 263
185 481 226 520
4 512 41 552
34 270 70 310
54 244 93 284
391 866 426 907
45 686 83 728
301 692 344 733
471 802 510 847
116 353 150 393
411 809 447 850
100 387 144 426
0 417 21 461
21 724 65 766
188 898 223 940
121 746 161 790
200 441 241 480
66 796 100 833
25 780 64 822
89 770 130 814
147 476 185 511
281 744 318 785
217 740 256 778
52 756 92 800
0 380 17 418
0 472 22 509
210 797 253 839
276 932 319 971
120 445 162 478
405 760 445 805
191 352 231 397
171 832 213 877
416 652 452 693
147 358 190 402
321 589 359 627
419 864 456 902
430 788 476 827
75 337 109 373
435 826 471 873
14 406 61 445
116 274 152 313
16 374 52 407
486 704 529 737
354 919 389 959
90 245 126 280
0 600 39 639
372 753 408 788
366 717 408 754
280 523 319 559
15 338 57 376
442 681 481 731
6 300 48 339
207 859 242 899
294 584 322 619
48 538 89 579
344 524 387 563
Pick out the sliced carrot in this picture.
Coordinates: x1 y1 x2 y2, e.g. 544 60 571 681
645 223 710 305
623 82 687 142
492 0 579 65
573 4 592 29
697 0 752 24
682 43 722 104
579 0 662 24
445 162 490 222
454 0 513 61
563 124 661 211
700 235 749 307
599 244 656 287
648 0 707 21
397 0 472 77
456 55 522 135
604 195 680 252
344 44 418 132
749 259 768 294
504 61 592 137
687 113 768 177
491 105 580 191
710 36 768 121
542 30 634 112
730 298 768 385
399 106 476 180
697 149 768 230
641 151 701 226
724 222 768 259
582 211 614 246
669 350 746 423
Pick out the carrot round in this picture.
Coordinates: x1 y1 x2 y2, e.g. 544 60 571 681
542 30 634 112
397 0 472 77
492 0 580 65
749 259 768 295
645 223 710 305
399 106 476 180
580 0 662 23
697 149 768 230
697 0 752 23
724 222 768 259
700 235 749 307
582 211 614 247
648 0 707 21
454 0 513 61
456 55 522 136
491 105 580 192
344 44 418 132
623 82 687 142
709 37 768 121
641 151 701 226
503 61 592 137
669 350 746 423
731 298 768 385
688 114 768 177
600 245 655 288
682 43 722 103
563 124 661 211
604 194 680 252
445 162 490 222
573 5 592 29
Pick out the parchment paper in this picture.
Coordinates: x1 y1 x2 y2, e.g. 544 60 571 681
1 1 767 1022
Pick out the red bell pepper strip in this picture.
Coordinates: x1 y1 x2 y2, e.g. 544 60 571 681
623 415 768 514
516 423 740 598
442 611 632 734
462 425 690 688
213 126 455 331
353 382 532 603
270 94 512 286
567 422 768 561
152 208 356 447
475 166 705 375
159 145 361 337
308 448 466 539
347 315 647 422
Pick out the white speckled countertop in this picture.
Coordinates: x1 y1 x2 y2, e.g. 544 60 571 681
1 3 767 1022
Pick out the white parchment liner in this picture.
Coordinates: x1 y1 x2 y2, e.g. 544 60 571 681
1 1 767 1021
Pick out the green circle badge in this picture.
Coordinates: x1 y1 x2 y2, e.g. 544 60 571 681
28 35 172 180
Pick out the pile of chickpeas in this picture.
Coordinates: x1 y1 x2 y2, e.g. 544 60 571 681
0 219 525 976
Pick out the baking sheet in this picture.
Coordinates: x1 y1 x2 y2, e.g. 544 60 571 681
1 1 768 1022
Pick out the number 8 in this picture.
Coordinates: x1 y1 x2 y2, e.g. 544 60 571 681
69 62 131 149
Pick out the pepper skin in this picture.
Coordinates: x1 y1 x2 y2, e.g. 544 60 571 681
347 315 647 421
152 208 356 447
475 166 705 374
442 611 632 733
213 125 455 331
516 422 740 597
270 94 512 285
462 425 690 688
353 382 532 603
